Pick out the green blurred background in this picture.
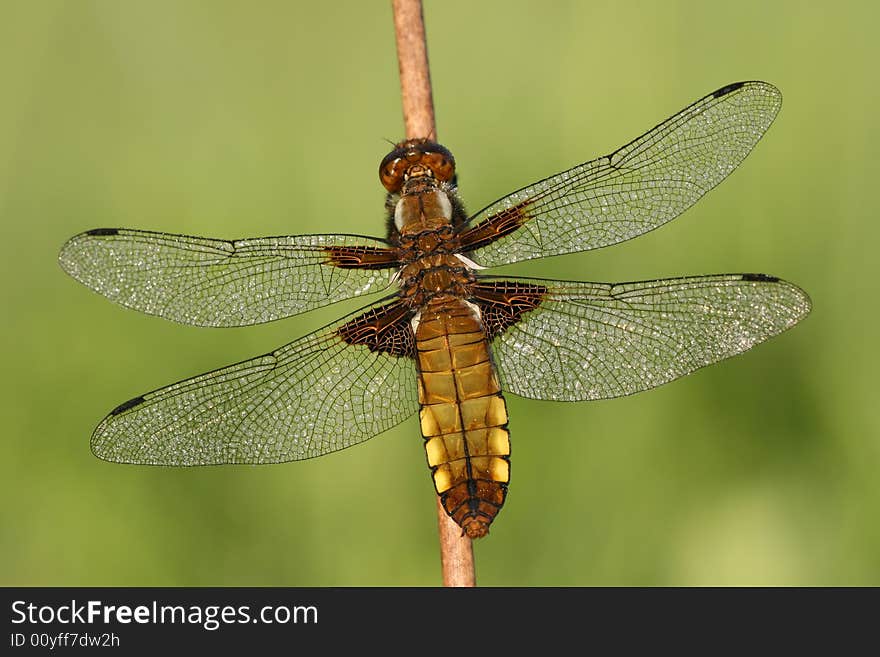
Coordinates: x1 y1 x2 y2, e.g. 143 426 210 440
1 0 877 586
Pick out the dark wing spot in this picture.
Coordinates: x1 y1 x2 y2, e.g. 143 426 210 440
110 396 146 415
86 228 120 236
472 281 547 340
713 82 746 98
741 273 779 282
336 299 415 357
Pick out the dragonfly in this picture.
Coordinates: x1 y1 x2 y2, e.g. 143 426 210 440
59 81 810 538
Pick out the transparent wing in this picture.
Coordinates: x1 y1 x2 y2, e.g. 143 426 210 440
91 302 419 465
59 229 397 327
464 81 782 268
487 274 810 401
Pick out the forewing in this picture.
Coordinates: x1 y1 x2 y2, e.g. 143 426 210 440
484 274 810 401
91 301 419 465
59 229 398 326
462 82 782 267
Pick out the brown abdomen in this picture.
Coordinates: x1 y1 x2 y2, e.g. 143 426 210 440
415 299 510 538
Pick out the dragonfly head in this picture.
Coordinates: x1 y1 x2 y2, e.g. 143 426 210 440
380 138 456 193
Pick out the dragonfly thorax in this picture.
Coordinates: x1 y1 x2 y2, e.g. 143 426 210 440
393 186 453 233
392 180 475 308
398 251 475 309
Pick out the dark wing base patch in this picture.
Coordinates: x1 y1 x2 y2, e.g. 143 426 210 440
323 245 400 269
471 280 547 340
336 299 416 357
459 200 532 253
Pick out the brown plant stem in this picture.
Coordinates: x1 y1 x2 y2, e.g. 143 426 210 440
392 0 436 139
391 0 476 588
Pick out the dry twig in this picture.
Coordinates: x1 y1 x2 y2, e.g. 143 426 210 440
391 0 476 588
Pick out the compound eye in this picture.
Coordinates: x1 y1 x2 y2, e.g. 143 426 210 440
379 154 407 193
422 151 455 183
